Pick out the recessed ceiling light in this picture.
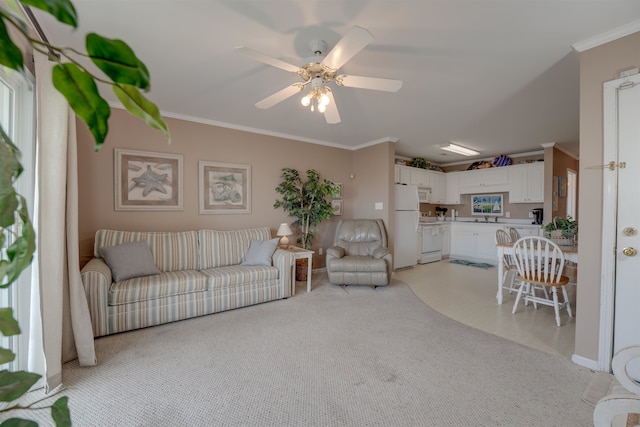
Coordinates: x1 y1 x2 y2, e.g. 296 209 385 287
440 143 480 156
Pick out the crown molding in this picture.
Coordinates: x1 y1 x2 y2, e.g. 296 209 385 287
572 20 640 52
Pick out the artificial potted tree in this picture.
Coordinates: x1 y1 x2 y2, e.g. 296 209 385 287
274 168 339 280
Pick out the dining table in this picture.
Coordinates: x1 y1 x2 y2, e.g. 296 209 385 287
495 242 578 304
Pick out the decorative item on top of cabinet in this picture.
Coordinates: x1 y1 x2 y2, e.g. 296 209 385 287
411 157 430 169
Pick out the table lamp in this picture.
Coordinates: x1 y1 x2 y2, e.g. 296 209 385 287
276 223 293 248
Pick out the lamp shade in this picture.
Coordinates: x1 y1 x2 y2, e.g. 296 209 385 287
276 223 293 247
277 223 293 237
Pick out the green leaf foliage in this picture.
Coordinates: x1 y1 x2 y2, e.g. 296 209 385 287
0 127 22 228
274 168 339 249
86 33 150 90
52 396 71 427
3 197 35 286
0 418 38 427
52 63 110 146
0 347 16 365
113 84 171 143
0 308 20 337
19 0 77 28
0 370 41 402
0 18 24 71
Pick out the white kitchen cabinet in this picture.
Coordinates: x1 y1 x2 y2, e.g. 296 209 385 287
428 171 446 203
450 223 502 264
445 172 461 204
504 224 542 237
440 224 451 257
458 167 509 194
395 165 411 184
410 168 429 187
508 162 544 203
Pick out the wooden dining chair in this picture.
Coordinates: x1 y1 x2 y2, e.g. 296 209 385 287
508 227 521 242
511 236 573 326
495 229 518 293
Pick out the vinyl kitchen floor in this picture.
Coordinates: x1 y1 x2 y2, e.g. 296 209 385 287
394 259 576 360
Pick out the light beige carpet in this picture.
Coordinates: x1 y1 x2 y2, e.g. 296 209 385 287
11 274 594 426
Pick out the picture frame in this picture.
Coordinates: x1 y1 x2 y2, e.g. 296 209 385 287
334 182 343 199
114 148 183 211
199 161 251 214
471 194 503 216
331 199 343 216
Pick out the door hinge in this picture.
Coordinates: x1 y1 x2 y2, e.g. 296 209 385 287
619 81 637 90
586 161 626 171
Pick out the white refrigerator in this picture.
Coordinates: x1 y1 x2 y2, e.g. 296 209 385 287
394 184 420 269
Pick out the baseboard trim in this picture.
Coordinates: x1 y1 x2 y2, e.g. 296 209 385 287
572 354 602 371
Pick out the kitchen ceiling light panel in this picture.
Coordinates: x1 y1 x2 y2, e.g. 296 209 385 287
440 143 480 156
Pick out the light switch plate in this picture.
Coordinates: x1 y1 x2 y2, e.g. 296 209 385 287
375 202 383 210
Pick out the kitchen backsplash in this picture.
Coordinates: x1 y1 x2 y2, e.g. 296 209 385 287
419 192 543 221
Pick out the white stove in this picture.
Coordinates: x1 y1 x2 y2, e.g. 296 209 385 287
419 223 444 264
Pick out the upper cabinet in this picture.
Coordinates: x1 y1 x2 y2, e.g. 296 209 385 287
395 165 410 184
445 172 462 204
507 162 544 203
395 162 544 204
410 168 429 187
429 171 446 203
458 167 509 194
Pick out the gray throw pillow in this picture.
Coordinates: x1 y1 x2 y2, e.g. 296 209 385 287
241 238 280 266
99 240 160 282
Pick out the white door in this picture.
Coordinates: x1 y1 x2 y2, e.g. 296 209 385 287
613 77 640 373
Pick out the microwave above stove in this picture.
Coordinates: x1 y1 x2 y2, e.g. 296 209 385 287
418 187 432 203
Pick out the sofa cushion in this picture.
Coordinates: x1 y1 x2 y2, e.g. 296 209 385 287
108 269 209 306
241 238 280 266
99 241 161 282
201 265 280 289
95 230 200 272
327 255 388 273
199 228 272 269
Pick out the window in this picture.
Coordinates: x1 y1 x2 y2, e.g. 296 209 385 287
0 67 36 372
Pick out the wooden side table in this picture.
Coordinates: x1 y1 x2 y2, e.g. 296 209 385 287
285 246 314 293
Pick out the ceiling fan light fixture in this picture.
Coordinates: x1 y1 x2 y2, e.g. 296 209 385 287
301 85 331 113
440 143 480 156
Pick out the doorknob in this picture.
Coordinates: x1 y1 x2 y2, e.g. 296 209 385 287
622 247 637 257
623 227 638 237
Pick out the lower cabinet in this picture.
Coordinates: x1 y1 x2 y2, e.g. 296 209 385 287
450 223 503 264
440 224 451 257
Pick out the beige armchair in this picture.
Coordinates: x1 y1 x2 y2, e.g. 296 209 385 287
326 219 392 287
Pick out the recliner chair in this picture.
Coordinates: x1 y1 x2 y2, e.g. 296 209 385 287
326 219 392 287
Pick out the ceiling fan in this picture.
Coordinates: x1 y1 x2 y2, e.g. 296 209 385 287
235 26 403 124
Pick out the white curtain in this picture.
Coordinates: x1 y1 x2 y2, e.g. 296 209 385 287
34 51 96 391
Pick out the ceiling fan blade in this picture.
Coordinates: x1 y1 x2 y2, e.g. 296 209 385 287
323 90 341 124
336 75 403 92
322 26 373 71
255 84 303 109
235 46 301 73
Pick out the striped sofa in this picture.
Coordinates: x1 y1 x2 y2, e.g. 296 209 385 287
80 228 295 337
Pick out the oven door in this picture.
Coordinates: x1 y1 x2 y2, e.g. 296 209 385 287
420 225 443 263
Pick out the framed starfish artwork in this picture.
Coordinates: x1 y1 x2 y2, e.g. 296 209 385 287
115 149 183 211
199 161 251 214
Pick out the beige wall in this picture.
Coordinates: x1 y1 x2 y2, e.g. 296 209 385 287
77 109 363 269
574 31 640 363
